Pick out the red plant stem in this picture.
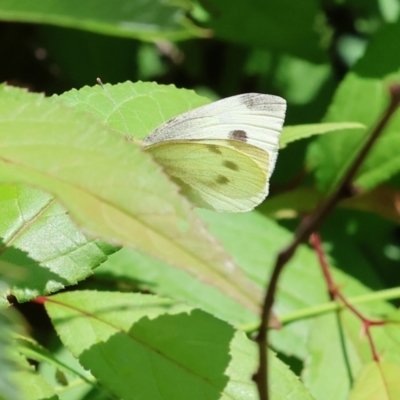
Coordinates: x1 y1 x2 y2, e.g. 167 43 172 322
310 232 336 297
310 232 385 362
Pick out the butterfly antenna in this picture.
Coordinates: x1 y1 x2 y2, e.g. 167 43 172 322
96 78 133 141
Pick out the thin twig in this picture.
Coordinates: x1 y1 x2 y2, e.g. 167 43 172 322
253 83 400 400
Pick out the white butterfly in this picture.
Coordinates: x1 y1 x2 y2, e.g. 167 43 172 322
142 93 287 212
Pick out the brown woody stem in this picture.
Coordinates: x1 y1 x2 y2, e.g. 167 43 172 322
253 83 400 400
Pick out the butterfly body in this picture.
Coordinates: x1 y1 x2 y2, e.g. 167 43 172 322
142 93 286 212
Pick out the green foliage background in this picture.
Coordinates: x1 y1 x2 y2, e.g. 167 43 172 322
1 0 400 399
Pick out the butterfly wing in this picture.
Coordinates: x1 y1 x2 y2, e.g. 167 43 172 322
145 139 269 212
142 93 286 182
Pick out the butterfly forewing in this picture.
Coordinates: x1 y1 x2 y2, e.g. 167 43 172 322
145 139 269 212
142 93 286 212
142 93 286 180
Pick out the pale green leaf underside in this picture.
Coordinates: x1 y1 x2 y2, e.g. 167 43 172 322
350 362 400 400
0 83 261 314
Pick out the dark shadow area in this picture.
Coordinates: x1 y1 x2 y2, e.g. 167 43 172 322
354 23 400 79
321 208 400 290
1 241 71 300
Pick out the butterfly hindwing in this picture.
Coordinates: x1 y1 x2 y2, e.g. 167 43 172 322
145 139 269 212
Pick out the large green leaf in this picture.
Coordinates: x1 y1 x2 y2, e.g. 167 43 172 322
0 83 261 313
96 210 328 331
96 206 400 376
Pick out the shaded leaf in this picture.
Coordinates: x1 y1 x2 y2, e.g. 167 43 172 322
341 185 400 225
0 0 206 41
0 184 114 304
0 307 23 400
202 0 325 62
307 22 400 193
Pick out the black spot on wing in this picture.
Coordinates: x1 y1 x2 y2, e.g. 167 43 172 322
223 160 239 171
240 94 285 112
206 144 222 154
216 175 230 185
243 96 255 109
229 130 247 142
